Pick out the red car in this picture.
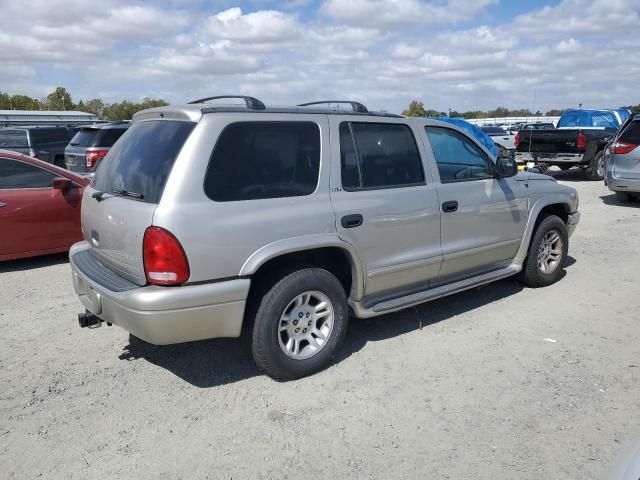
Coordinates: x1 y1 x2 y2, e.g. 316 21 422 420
0 149 89 261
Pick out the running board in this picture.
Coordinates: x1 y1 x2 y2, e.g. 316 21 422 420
350 265 521 318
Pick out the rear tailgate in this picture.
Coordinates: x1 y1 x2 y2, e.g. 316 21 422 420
518 129 580 154
80 119 196 286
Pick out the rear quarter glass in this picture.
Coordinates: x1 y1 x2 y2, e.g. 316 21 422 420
620 122 640 144
92 120 195 204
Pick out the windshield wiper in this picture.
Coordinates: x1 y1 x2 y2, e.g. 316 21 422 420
111 189 144 200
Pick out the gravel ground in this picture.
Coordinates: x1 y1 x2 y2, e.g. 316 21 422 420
1 172 639 479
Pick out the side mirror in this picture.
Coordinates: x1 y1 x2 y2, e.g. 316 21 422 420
495 156 518 178
52 177 72 190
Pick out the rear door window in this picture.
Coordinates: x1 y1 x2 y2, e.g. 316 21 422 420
0 158 56 189
0 130 28 148
204 121 321 202
92 120 195 203
339 122 424 191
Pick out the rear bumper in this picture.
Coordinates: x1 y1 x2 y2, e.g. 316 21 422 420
515 152 584 164
69 242 249 345
567 211 580 238
606 165 640 193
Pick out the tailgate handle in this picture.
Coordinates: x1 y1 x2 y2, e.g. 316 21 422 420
341 214 363 229
0 201 6 208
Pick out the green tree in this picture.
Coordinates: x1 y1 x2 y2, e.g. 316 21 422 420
45 87 74 111
77 98 106 117
102 97 168 121
0 92 11 109
10 94 40 110
545 109 567 116
401 100 428 117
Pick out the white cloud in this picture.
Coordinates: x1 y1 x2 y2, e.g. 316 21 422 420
203 7 301 43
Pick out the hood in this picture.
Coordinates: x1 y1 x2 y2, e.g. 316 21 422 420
515 170 557 182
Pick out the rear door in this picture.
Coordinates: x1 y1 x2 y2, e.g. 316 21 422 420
0 157 82 257
83 120 196 285
422 125 528 285
329 117 441 298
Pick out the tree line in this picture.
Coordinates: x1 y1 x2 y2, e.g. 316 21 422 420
0 87 168 121
401 100 640 118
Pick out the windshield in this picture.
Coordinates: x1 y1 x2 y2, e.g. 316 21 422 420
0 129 29 148
92 120 195 203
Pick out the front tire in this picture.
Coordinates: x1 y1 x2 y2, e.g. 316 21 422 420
251 268 348 380
585 151 605 181
518 215 569 288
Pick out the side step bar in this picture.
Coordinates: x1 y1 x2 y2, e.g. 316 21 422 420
350 265 521 318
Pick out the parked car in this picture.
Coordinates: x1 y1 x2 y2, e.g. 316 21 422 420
515 109 627 180
520 123 556 130
604 113 640 202
69 96 580 380
0 126 75 167
65 122 130 176
0 150 89 261
480 126 516 156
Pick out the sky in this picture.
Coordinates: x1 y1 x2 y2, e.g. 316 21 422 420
0 0 638 114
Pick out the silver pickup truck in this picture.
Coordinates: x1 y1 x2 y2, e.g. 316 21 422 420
70 97 580 380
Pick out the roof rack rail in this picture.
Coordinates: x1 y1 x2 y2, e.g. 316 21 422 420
297 101 368 113
188 95 266 110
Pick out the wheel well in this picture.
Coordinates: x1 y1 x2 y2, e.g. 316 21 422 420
538 203 569 225
248 247 354 298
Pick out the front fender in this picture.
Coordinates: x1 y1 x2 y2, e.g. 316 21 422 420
513 191 578 265
239 233 366 300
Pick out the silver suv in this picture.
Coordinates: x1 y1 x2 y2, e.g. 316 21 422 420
70 96 580 380
605 113 640 202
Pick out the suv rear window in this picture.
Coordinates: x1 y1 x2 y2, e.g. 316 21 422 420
204 121 320 202
92 120 195 203
70 128 127 148
619 121 640 144
0 130 28 148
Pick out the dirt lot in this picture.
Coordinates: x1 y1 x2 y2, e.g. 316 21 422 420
1 172 639 479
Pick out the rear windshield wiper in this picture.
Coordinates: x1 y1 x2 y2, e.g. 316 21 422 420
111 189 144 200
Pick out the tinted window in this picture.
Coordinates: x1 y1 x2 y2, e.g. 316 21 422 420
29 128 72 144
0 130 28 148
69 129 99 147
619 121 640 144
482 127 507 135
425 127 493 183
340 122 424 190
94 128 127 147
93 120 195 203
204 122 320 202
0 158 56 189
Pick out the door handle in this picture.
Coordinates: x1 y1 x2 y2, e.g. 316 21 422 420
341 214 363 229
0 201 6 208
442 201 458 213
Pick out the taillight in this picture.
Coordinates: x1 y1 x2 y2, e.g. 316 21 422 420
611 141 639 155
514 132 520 149
85 149 108 168
576 132 587 151
143 227 190 285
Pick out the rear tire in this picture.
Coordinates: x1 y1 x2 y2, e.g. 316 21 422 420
615 191 632 203
518 215 569 288
251 268 348 380
585 151 604 181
